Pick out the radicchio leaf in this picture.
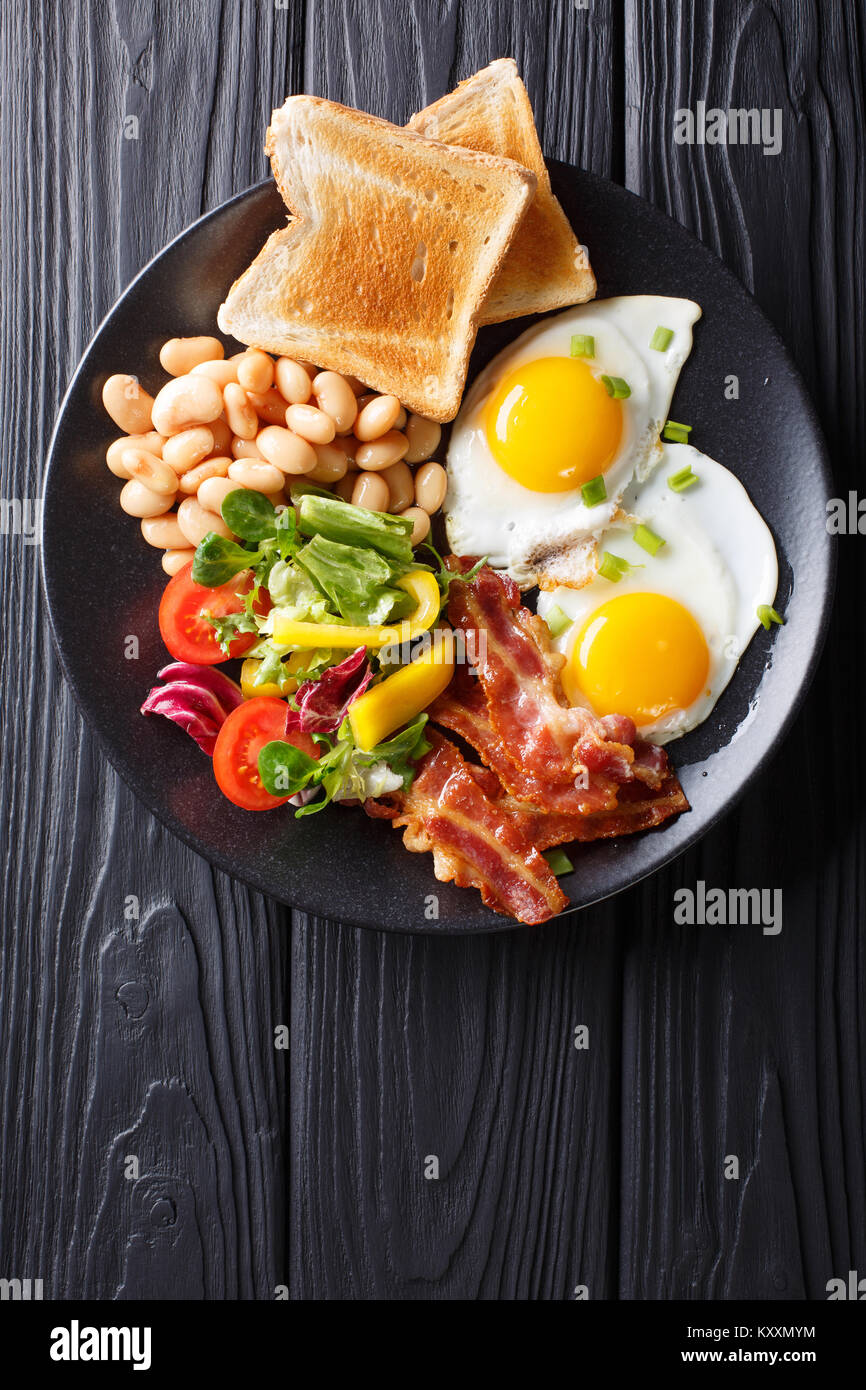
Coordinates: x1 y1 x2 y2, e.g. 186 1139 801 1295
285 647 373 734
141 662 243 755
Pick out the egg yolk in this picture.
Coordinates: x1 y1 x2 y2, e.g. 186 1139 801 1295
484 356 624 492
565 592 710 727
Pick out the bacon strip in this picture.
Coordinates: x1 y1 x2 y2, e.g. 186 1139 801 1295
445 561 642 795
389 731 568 925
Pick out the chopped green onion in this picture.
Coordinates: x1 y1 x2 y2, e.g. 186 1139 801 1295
662 419 692 443
598 551 640 582
757 604 785 630
601 375 631 399
581 474 607 507
650 325 674 352
633 523 665 556
570 334 595 358
544 847 574 877
667 465 699 493
545 604 573 639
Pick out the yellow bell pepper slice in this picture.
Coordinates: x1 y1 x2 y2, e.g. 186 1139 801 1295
240 651 308 699
271 569 441 650
348 630 455 750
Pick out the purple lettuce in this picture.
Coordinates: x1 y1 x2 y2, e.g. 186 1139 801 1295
141 663 243 755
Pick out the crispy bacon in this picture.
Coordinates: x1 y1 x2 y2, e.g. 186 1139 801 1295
390 731 568 925
364 560 689 924
445 560 642 794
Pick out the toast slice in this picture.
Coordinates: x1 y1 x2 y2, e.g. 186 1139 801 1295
218 96 536 421
408 59 595 323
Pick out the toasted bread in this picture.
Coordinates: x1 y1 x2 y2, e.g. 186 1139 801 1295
217 96 536 421
408 59 595 323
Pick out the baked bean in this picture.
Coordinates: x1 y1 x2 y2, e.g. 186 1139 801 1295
223 381 259 440
382 461 414 514
394 406 408 431
308 442 349 485
312 372 357 433
227 459 285 492
178 456 231 494
208 416 233 456
190 358 238 387
231 435 264 460
354 394 401 441
285 402 336 445
414 460 447 513
228 351 248 363
401 505 431 545
246 388 288 425
141 513 188 549
296 360 319 377
161 547 196 576
236 349 275 394
119 478 173 518
177 497 232 547
256 425 317 475
159 336 224 376
151 374 223 436
263 490 288 508
404 413 442 463
351 471 390 512
162 425 214 473
274 357 313 404
121 448 178 496
334 474 356 502
197 476 243 514
102 374 155 433
355 393 377 411
355 430 409 471
106 431 164 478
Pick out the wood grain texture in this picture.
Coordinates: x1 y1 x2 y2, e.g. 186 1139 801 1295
0 0 308 1300
1 0 863 1304
621 0 866 1298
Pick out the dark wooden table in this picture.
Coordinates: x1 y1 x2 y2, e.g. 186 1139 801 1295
2 0 863 1301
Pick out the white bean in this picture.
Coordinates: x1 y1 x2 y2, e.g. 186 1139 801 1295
354 394 401 441
161 548 196 576
237 349 275 393
312 372 357 433
275 358 313 404
102 374 155 433
190 358 238 387
227 459 284 492
162 425 215 473
197 476 244 513
256 425 317 474
141 514 188 549
176 497 232 546
414 460 447 513
119 479 173 518
159 336 224 376
178 456 231 494
401 505 431 545
404 413 442 464
106 431 165 478
151 374 224 436
121 448 178 496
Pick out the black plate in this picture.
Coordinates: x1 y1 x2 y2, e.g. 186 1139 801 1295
42 163 833 934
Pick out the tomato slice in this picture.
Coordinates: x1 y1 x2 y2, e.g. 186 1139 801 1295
158 562 270 664
213 697 319 811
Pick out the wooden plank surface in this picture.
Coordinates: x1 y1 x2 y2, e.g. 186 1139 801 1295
0 0 862 1302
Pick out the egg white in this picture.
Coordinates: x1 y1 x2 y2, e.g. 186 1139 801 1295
445 296 702 587
536 444 779 742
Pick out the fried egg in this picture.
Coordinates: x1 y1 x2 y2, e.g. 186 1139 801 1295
445 296 701 587
536 444 779 742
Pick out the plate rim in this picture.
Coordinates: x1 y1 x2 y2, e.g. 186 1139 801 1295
41 164 836 934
